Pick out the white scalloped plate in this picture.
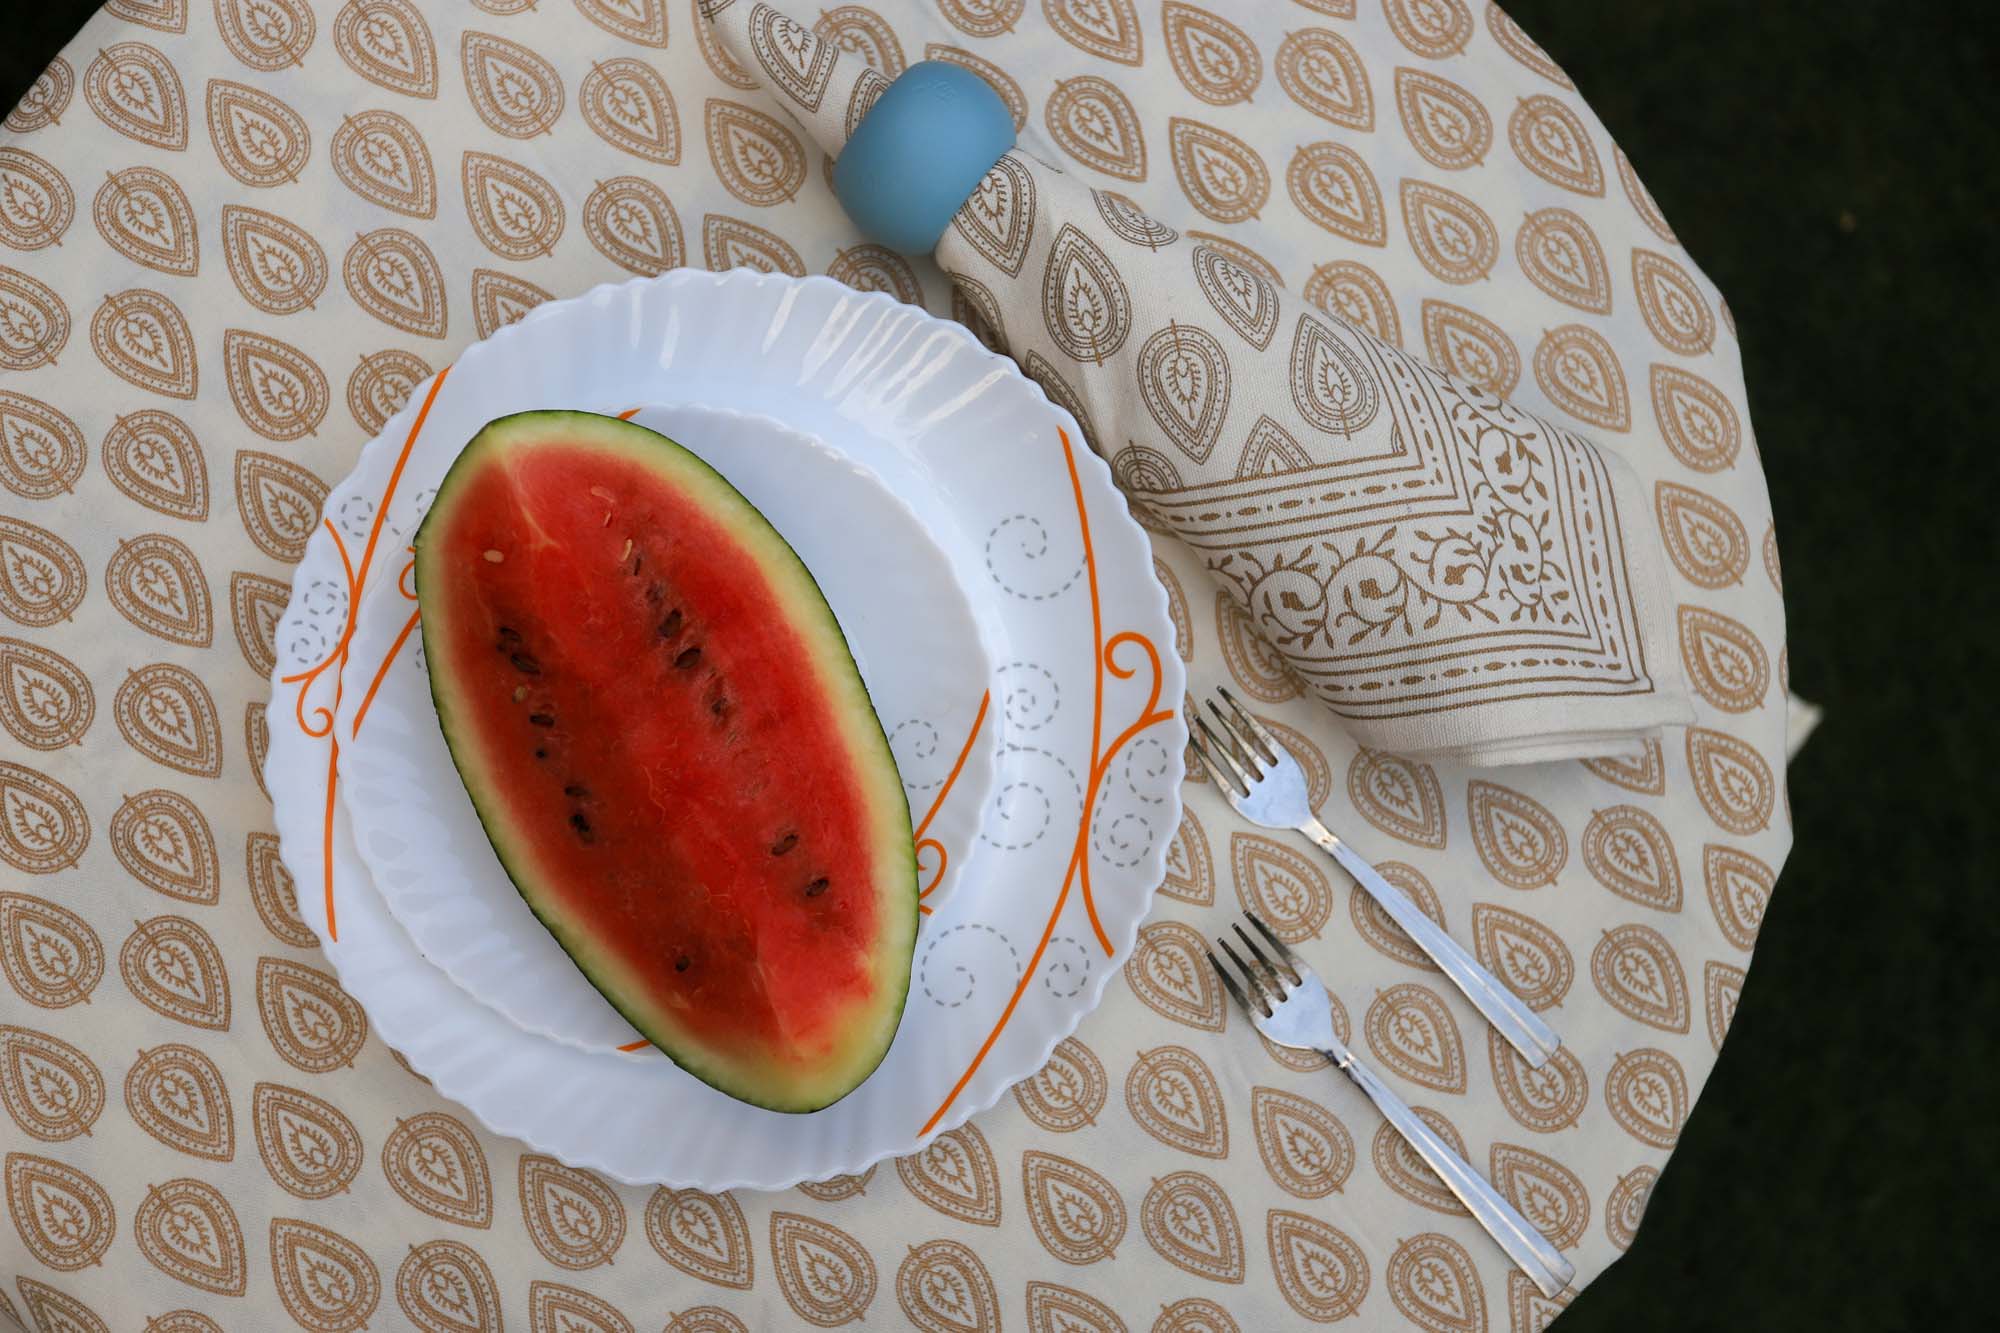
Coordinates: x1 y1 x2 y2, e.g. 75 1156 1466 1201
336 401 999 1053
265 270 1185 1189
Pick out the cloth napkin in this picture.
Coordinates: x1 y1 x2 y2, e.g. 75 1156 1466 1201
704 0 1692 767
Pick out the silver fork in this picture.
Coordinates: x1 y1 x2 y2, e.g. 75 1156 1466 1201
1212 914 1576 1298
1191 689 1562 1068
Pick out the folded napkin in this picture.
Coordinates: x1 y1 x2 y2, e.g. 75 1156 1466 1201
704 1 1691 765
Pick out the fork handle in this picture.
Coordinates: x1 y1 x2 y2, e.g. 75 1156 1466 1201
1335 1048 1576 1298
1304 819 1563 1069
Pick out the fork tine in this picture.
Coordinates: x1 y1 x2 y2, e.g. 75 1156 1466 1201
1202 698 1265 779
1233 922 1292 997
1216 687 1282 767
1207 949 1264 1019
1244 911 1304 985
1193 716 1255 796
1217 938 1274 1015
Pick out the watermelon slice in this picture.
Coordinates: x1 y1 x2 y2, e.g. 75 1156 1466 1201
414 410 916 1112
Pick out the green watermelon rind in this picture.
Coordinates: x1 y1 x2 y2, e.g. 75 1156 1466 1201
415 409 917 1114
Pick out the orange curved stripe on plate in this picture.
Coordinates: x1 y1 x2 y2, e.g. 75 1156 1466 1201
350 606 422 740
616 1039 652 1052
915 691 990 843
918 428 1174 1137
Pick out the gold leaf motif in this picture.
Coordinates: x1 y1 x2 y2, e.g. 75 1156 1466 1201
705 98 806 206
1349 860 1446 970
384 1110 491 1226
231 570 287 676
1275 28 1372 130
0 892 103 1008
1394 68 1491 171
1385 0 1473 58
333 0 439 98
461 151 565 260
1516 207 1610 313
1419 299 1518 396
247 831 314 947
520 1154 625 1269
1580 737 1665 796
1012 1034 1106 1131
695 0 758 87
100 411 205 527
813 5 905 77
1656 482 1748 589
1633 248 1714 355
16 1277 109 1333
1678 604 1769 713
1141 1171 1244 1283
125 1043 231 1159
1289 141 1385 244
1387 1232 1487 1333
0 392 84 500
235 451 326 564
951 153 1035 277
0 761 90 873
1290 311 1380 435
257 956 366 1072
1468 902 1572 1011
924 43 1026 130
1046 0 1141 65
1489 1029 1588 1133
271 1217 381 1331
1591 923 1690 1032
216 0 316 73
770 1211 877 1326
1606 1047 1688 1148
0 1025 105 1142
1365 982 1467 1093
1581 804 1681 911
1153 1296 1241 1333
5 1152 113 1270
1268 1209 1369 1323
135 1177 245 1294
462 29 564 139
1304 260 1400 346
1705 959 1745 1051
110 789 216 903
0 635 92 750
396 1238 501 1333
938 0 1025 40
343 226 448 338
91 166 196 276
585 176 685 276
1604 1166 1657 1251
205 79 310 187
1124 919 1225 1031
895 1237 996 1333
1763 523 1783 594
1372 1105 1471 1215
1190 243 1277 351
0 264 69 371
581 57 680 163
1687 727 1774 836
223 327 328 440
1249 1086 1352 1199
1022 1150 1126 1264
1162 4 1259 105
1468 781 1567 890
5 57 73 134
796 1167 874 1203
1229 831 1333 942
114 661 220 776
1348 749 1446 847
1137 321 1230 464
1509 93 1603 195
1534 322 1629 432
576 0 669 48
1616 144 1677 244
348 347 433 434
331 109 437 218
1045 76 1146 181
246 701 269 800
529 1281 635 1333
645 1185 752 1284
469 270 550 341
1125 1045 1227 1158
701 213 804 275
85 42 188 150
253 1082 361 1200
1025 1281 1126 1333
1169 117 1268 224
1649 363 1739 471
1487 4 1572 89
120 915 228 1028
895 1122 1002 1225
1402 178 1499 283
1491 1143 1588 1252
1702 843 1773 950
91 288 196 397
1042 223 1131 364
0 148 74 250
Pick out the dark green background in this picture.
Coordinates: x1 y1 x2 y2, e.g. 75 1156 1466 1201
6 3 1993 1326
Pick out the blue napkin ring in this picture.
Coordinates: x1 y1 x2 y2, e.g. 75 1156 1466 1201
832 61 1017 256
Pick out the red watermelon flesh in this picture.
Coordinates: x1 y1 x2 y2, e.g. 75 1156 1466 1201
416 411 915 1111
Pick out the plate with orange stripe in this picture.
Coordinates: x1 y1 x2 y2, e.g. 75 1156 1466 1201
264 269 1185 1188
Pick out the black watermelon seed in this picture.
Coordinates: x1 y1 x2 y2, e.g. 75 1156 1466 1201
510 652 541 674
674 954 690 972
674 646 702 670
563 783 588 798
569 812 593 842
497 626 521 644
645 582 665 605
656 609 683 638
630 554 643 576
534 747 548 760
528 713 555 727
804 877 829 898
771 832 798 856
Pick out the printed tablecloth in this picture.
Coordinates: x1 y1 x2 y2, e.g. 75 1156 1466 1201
0 3 1792 1330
